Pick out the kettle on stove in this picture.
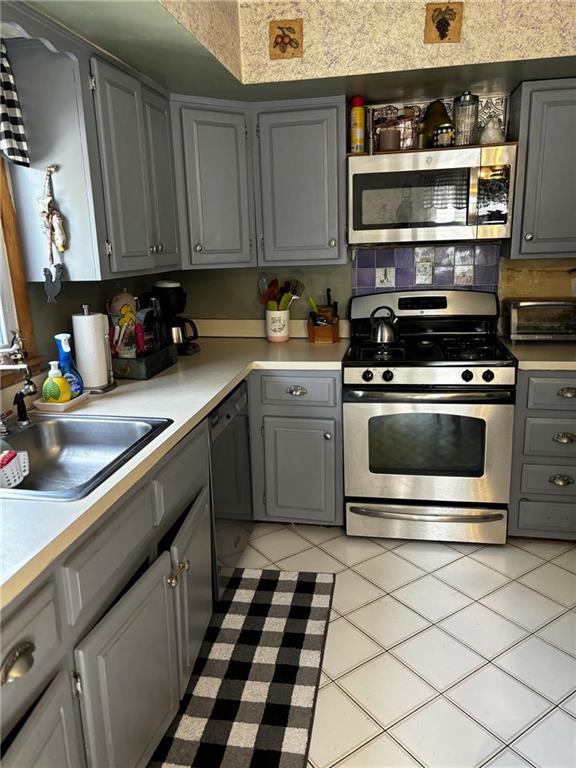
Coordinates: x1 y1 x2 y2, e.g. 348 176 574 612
370 306 399 344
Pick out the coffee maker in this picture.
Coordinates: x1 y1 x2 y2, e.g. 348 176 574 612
153 281 199 356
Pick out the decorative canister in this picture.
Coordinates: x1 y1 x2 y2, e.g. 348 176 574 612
453 90 479 146
266 310 290 342
432 122 455 147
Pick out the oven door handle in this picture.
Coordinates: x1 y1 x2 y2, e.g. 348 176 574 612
349 506 505 524
344 389 514 403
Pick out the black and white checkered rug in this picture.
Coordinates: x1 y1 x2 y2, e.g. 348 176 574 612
150 568 334 768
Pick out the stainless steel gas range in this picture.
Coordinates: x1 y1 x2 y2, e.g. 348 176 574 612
343 290 517 544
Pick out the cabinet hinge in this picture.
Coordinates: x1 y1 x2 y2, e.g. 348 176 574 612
72 671 83 697
105 240 113 258
263 492 266 506
260 424 264 437
249 237 253 251
256 124 260 139
89 74 96 92
244 124 249 139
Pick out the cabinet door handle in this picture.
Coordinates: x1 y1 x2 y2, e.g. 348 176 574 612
286 385 308 397
167 559 190 587
158 242 164 253
557 387 576 399
548 474 574 487
524 233 534 241
194 243 204 253
149 244 159 255
553 432 575 444
1 642 35 685
324 432 332 441
328 238 337 247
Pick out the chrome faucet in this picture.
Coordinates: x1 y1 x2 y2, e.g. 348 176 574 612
0 332 39 429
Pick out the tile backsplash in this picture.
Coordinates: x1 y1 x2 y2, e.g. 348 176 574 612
352 243 501 296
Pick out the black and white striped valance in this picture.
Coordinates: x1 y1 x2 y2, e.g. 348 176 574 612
1 41 29 166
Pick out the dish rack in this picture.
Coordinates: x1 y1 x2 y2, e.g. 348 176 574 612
0 451 30 489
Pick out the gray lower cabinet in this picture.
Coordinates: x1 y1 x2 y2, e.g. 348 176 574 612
263 416 336 521
2 672 86 768
173 102 256 268
75 552 179 768
256 104 345 265
508 79 576 258
170 486 213 698
249 370 343 525
509 370 576 539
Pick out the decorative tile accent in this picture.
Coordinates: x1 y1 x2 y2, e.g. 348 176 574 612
352 243 500 295
269 18 303 59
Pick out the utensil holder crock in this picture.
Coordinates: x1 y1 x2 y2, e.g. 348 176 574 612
266 310 290 343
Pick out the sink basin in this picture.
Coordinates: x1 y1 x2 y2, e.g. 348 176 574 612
1 413 172 500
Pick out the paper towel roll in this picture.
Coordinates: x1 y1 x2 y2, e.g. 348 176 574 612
72 312 109 389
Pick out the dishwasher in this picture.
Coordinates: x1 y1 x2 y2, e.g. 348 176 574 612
209 381 254 599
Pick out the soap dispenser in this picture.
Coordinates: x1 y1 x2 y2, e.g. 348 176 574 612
54 333 83 398
42 361 72 403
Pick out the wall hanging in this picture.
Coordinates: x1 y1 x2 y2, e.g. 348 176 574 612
39 164 67 303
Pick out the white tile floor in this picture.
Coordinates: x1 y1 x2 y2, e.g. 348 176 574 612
241 523 576 768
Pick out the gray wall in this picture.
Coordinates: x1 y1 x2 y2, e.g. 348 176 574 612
27 262 353 357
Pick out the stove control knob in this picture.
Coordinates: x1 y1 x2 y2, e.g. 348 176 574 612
461 369 474 382
382 369 394 382
482 369 495 382
362 370 374 382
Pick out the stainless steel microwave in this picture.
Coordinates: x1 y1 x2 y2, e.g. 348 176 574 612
348 144 517 244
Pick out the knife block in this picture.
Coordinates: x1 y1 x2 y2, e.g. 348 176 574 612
307 318 340 344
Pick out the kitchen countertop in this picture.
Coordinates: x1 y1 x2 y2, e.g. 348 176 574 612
1 338 348 610
504 340 576 370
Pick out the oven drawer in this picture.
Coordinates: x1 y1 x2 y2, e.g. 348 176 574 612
520 464 576 497
524 418 576 457
527 377 576 411
260 374 337 407
346 502 507 544
518 500 576 533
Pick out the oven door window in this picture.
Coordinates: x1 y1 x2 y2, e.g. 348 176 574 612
368 413 486 476
353 169 470 230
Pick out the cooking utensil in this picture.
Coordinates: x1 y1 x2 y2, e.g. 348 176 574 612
260 278 279 306
257 277 268 298
278 292 291 311
290 280 305 298
326 288 332 306
370 306 398 344
308 296 319 313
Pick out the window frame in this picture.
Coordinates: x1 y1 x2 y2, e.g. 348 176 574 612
1 157 43 388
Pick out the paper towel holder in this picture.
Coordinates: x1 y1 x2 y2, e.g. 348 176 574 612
76 305 117 394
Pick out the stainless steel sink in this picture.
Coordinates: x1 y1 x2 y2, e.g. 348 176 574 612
1 413 172 500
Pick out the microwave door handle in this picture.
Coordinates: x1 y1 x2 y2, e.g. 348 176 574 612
468 165 479 229
349 507 505 524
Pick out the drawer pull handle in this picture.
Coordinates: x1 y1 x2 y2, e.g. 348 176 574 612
557 387 576 399
553 433 575 444
286 385 308 397
167 559 190 588
549 474 574 487
1 642 35 685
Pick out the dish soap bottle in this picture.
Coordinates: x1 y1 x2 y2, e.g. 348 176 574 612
42 361 72 403
54 333 83 398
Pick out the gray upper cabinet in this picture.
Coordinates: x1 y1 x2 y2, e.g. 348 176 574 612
142 87 180 266
508 79 576 258
75 552 179 768
173 101 256 268
91 58 154 273
2 672 86 768
256 103 345 265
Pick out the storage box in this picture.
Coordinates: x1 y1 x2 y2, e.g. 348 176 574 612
112 345 178 380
